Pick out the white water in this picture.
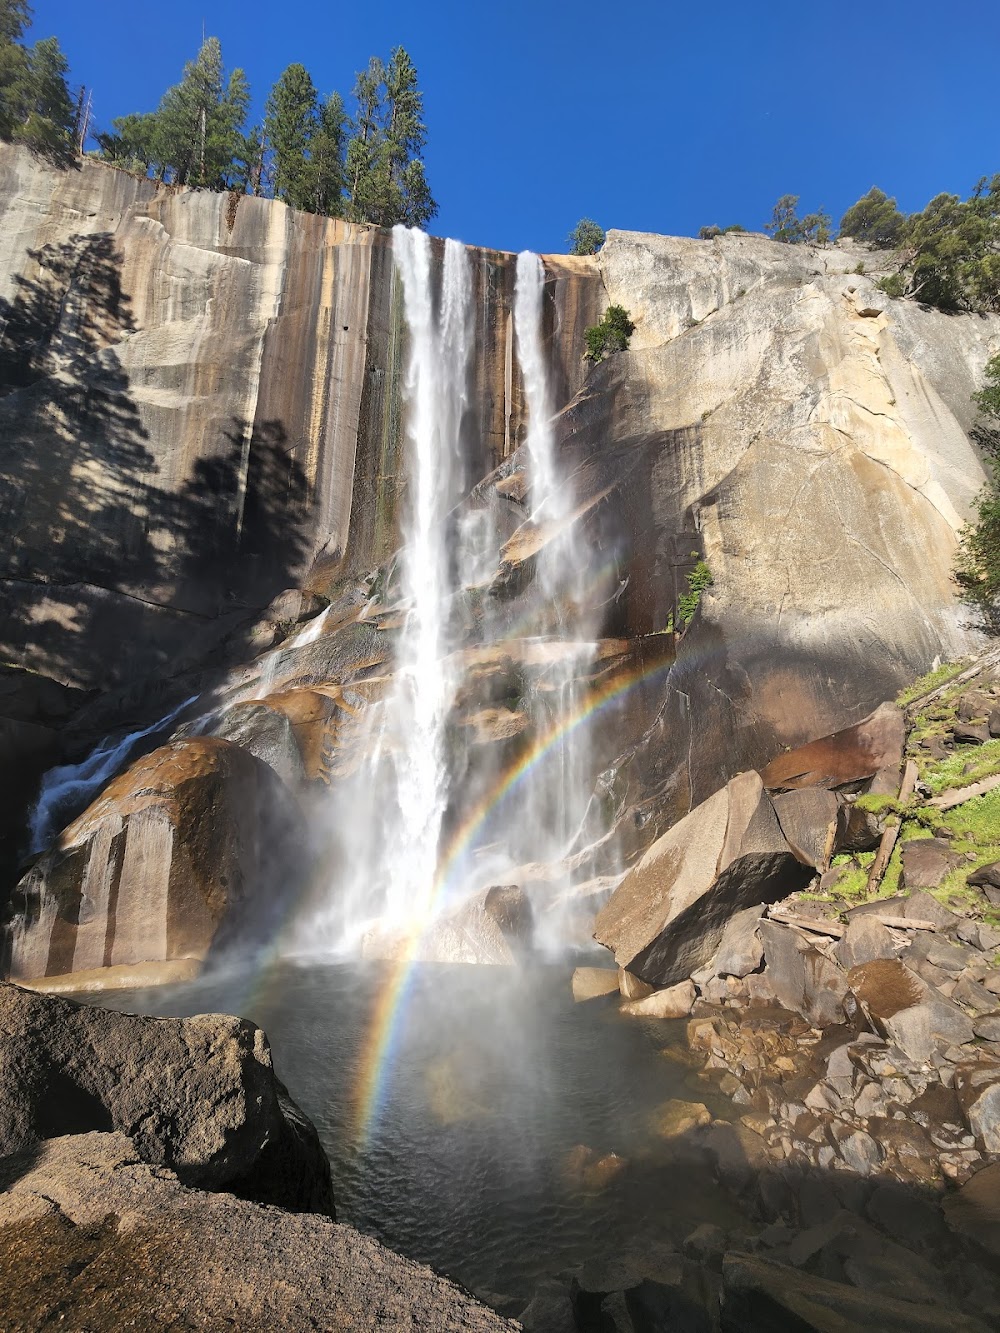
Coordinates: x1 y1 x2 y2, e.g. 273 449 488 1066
28 695 196 853
303 239 607 953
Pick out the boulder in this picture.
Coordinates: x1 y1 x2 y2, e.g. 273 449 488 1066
953 721 990 744
758 921 849 1026
847 958 928 1022
621 979 695 1019
0 982 333 1214
954 1066 1000 1153
968 861 1000 891
714 904 765 977
363 886 534 966
721 1253 989 1332
594 772 809 987
943 1161 1000 1258
618 967 654 1000
651 1099 712 1139
0 1133 513 1331
900 846 964 894
771 788 839 868
572 968 621 1002
835 915 896 970
759 702 905 795
885 1001 976 1063
835 799 884 853
2 738 307 985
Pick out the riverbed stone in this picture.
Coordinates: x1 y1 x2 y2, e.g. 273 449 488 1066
835 914 896 970
942 1162 1000 1258
618 968 654 1000
758 921 848 1026
884 1000 976 1063
651 1099 712 1139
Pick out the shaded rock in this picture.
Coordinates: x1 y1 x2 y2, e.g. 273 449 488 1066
955 1066 1000 1153
758 921 848 1026
621 979 695 1018
208 699 307 785
953 975 999 1015
572 968 621 1002
968 861 1000 891
901 845 965 895
973 1015 1000 1041
0 982 333 1214
714 904 765 977
0 1133 512 1332
3 739 307 985
595 772 809 987
839 1129 882 1176
956 691 995 722
953 721 990 744
835 914 895 970
943 1161 1000 1258
771 788 839 868
847 893 909 920
759 702 905 795
720 1252 989 1332
902 884 961 926
517 1279 576 1333
836 799 884 853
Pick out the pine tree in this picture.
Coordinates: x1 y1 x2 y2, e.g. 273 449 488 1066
345 57 384 224
264 63 318 210
18 35 74 156
0 0 31 140
345 48 435 228
115 37 248 187
308 92 346 216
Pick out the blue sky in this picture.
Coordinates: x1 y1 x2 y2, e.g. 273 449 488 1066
29 0 1000 255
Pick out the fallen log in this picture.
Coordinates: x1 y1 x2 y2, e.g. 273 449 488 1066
927 772 1000 811
865 759 919 896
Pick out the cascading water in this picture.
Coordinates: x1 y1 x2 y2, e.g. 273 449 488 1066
380 228 474 925
306 238 609 955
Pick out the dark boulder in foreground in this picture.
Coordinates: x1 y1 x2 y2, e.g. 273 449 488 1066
0 982 333 1215
594 771 810 987
0 984 516 1330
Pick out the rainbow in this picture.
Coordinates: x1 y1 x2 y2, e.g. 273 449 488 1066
351 638 677 1146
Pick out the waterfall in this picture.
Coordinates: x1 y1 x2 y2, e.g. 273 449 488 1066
514 252 559 520
380 228 473 924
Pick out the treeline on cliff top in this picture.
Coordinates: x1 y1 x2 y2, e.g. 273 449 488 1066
0 1 435 228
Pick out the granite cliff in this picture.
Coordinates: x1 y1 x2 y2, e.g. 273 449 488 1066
1 144 998 986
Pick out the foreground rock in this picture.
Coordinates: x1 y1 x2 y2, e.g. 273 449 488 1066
0 982 333 1213
362 885 534 965
0 985 514 1330
594 771 810 986
0 1134 514 1332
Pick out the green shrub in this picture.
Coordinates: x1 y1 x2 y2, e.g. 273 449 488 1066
678 558 713 626
567 218 605 255
875 273 907 297
584 304 636 361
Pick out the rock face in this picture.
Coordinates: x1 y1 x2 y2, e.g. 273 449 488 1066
0 981 333 1213
594 771 810 986
3 737 305 983
0 145 600 693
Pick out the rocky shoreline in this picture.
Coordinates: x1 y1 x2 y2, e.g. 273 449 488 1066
563 654 1000 1328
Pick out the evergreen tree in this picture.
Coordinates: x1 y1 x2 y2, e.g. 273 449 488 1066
308 92 346 215
568 219 605 254
345 56 384 223
838 187 907 248
264 62 318 209
101 37 248 186
0 0 31 140
17 34 74 157
765 195 830 245
233 122 266 196
345 48 435 228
